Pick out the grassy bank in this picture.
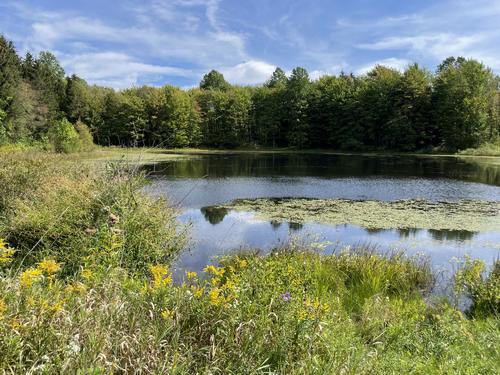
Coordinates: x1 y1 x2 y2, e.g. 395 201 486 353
0 152 499 373
460 140 500 157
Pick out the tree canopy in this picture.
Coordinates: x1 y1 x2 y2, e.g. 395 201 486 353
1 34 499 152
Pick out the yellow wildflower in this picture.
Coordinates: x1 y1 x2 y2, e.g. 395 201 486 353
10 318 22 331
0 239 15 265
161 308 174 320
203 265 225 277
210 277 221 286
238 259 248 269
0 299 6 319
222 279 236 291
38 259 61 275
208 288 223 306
51 300 64 313
20 268 43 287
193 286 204 298
186 271 197 280
65 282 87 294
81 268 92 280
149 264 172 289
298 309 308 321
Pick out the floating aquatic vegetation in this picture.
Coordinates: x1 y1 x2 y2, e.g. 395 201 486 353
217 198 500 232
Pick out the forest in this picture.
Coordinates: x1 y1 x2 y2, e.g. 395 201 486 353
1 34 499 152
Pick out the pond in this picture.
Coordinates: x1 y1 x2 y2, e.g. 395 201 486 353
143 153 500 278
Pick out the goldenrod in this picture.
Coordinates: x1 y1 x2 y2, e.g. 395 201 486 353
0 299 6 319
150 264 172 289
38 258 61 275
19 268 43 287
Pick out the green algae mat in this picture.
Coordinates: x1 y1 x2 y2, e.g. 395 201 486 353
217 198 500 232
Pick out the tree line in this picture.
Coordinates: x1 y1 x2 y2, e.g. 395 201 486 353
1 34 499 152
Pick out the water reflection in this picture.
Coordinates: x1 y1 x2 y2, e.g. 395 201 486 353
145 153 500 186
289 222 304 231
397 228 422 238
200 206 228 225
428 229 476 242
141 153 500 276
270 220 283 230
172 209 499 276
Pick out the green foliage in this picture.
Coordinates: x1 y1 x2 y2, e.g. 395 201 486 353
200 69 230 91
48 118 80 153
0 241 497 373
460 139 500 156
266 67 288 88
1 34 500 153
0 154 184 276
434 57 499 151
198 87 252 147
0 151 497 373
455 258 499 318
150 85 201 148
74 120 95 151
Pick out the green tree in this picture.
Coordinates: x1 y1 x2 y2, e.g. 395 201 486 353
266 67 288 89
358 65 402 149
433 57 498 150
0 35 22 138
197 87 252 147
307 74 365 149
200 70 230 91
31 51 66 118
150 85 201 148
49 118 80 153
387 64 434 151
285 67 310 148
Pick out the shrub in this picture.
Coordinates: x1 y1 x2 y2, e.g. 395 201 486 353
48 118 80 153
74 120 95 152
455 258 499 318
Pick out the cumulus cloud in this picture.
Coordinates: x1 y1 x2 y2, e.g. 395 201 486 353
355 58 412 75
221 60 276 85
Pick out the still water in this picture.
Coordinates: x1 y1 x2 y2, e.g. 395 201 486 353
143 153 500 276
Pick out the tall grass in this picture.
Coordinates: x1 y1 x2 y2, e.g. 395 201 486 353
0 152 185 275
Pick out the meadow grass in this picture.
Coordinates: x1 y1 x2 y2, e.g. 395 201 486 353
0 151 498 374
460 140 500 157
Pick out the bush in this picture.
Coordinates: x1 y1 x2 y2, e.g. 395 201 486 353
455 258 500 318
48 119 95 153
48 119 80 153
74 120 95 152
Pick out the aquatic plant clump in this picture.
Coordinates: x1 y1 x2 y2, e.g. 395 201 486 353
219 198 500 232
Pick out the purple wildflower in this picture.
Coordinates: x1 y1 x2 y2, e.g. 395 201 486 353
281 291 291 302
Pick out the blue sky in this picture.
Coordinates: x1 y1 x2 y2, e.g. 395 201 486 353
1 0 499 89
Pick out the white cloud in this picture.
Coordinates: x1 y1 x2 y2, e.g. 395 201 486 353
221 60 276 85
356 58 411 75
357 34 484 60
309 63 348 80
61 52 195 89
5 0 249 86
